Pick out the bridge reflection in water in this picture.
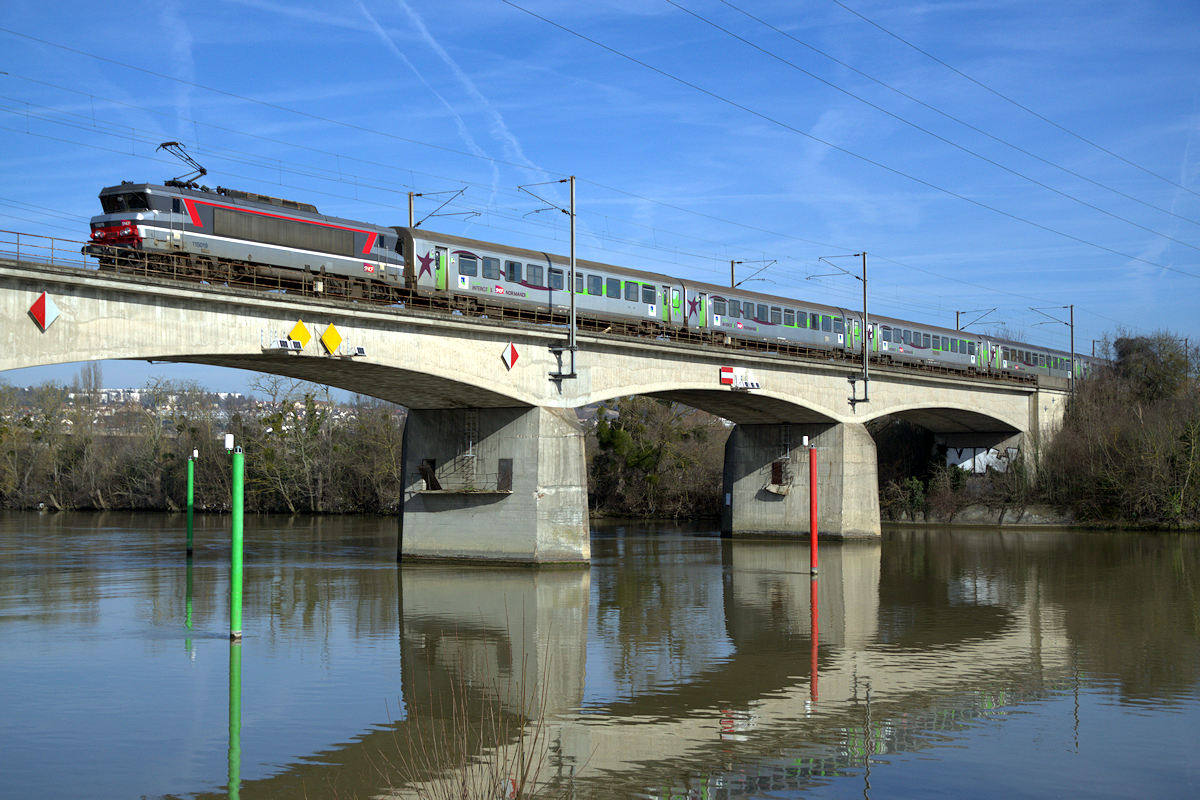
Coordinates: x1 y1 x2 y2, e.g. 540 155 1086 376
191 525 1087 800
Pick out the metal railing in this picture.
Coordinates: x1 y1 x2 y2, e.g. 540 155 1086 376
0 228 91 269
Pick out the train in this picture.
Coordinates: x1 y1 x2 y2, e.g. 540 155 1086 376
84 179 1092 383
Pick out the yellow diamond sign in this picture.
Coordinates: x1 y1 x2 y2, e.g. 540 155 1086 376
289 320 311 347
320 323 342 354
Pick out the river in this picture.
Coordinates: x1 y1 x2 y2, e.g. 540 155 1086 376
0 512 1196 798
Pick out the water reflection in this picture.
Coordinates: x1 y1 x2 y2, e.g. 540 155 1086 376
0 514 1197 799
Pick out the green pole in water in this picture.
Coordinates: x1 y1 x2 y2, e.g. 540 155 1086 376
186 449 196 556
230 445 244 641
227 641 242 800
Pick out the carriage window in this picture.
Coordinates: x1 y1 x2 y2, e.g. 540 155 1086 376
821 315 832 333
754 304 767 321
641 284 655 305
587 274 603 295
713 299 727 316
902 329 911 344
549 269 564 290
770 307 782 325
574 273 584 293
728 299 741 318
783 309 795 326
833 317 844 335
968 341 976 356
1002 347 1011 361
809 313 819 329
951 338 958 353
881 326 891 342
606 277 621 298
482 257 500 280
923 333 931 348
526 264 543 286
625 281 639 301
458 254 478 276
505 260 522 283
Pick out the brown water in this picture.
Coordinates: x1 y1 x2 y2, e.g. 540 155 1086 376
0 512 1197 798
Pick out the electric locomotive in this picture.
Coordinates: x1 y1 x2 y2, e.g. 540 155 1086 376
85 181 405 291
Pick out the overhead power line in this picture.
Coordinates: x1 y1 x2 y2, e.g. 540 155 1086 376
714 0 1200 229
498 0 1200 281
665 0 1200 255
832 0 1200 201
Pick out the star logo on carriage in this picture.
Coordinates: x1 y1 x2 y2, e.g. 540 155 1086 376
418 251 435 279
687 297 701 318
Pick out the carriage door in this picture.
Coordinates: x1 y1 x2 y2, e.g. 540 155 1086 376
692 290 707 328
435 246 448 292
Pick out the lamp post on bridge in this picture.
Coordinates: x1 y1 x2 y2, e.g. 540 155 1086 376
815 253 869 408
730 259 776 288
517 176 578 382
955 307 1001 331
1031 304 1076 396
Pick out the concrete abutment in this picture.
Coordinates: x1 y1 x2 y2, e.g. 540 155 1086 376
722 421 881 539
399 406 591 564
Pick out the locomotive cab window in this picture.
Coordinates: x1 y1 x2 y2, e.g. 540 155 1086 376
101 192 150 214
505 260 522 283
458 255 478 276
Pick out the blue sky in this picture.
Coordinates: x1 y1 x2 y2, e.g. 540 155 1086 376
2 0 1198 393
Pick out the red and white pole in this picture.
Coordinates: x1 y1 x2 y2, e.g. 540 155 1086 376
809 439 818 574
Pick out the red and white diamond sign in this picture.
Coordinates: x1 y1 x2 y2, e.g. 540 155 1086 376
501 342 519 370
29 291 61 331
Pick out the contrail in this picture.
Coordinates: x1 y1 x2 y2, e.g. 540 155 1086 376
393 0 544 177
354 0 501 199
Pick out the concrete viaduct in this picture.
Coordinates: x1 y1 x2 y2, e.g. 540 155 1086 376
0 257 1069 563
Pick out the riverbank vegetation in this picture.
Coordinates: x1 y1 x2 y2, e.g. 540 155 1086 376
1 332 1194 526
0 375 405 514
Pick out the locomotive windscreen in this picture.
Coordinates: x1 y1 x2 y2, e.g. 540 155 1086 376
101 192 149 214
213 207 354 257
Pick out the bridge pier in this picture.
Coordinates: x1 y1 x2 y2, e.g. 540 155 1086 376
399 406 591 564
721 422 880 539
